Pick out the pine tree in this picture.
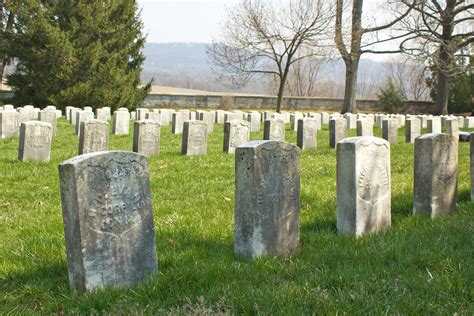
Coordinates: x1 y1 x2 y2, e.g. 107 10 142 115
377 79 406 114
4 0 150 110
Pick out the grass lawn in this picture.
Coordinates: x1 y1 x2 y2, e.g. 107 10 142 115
1 117 473 314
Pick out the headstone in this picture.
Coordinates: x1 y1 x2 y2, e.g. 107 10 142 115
56 110 62 119
18 121 52 161
215 110 226 124
263 119 285 141
96 107 111 121
321 112 330 125
3 104 14 110
112 110 130 135
0 110 19 138
427 117 442 133
297 118 317 149
290 113 304 132
158 109 172 126
84 106 93 112
59 151 158 292
172 112 185 134
344 113 356 129
65 106 73 121
133 120 160 157
337 137 391 236
329 118 346 148
130 111 137 120
445 118 459 141
413 133 458 218
75 111 94 136
457 116 464 128
136 108 149 121
405 118 421 143
70 108 79 125
181 120 208 156
465 117 474 128
356 119 373 137
382 118 398 144
224 112 241 122
247 112 261 132
223 120 250 154
200 111 215 133
39 109 57 135
145 112 161 122
234 140 300 259
78 119 109 155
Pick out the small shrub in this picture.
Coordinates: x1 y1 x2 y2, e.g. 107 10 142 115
377 79 406 113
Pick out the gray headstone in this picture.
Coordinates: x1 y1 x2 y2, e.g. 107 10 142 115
83 106 93 112
136 108 149 121
344 113 357 129
382 118 398 144
234 140 300 259
133 120 161 157
215 110 226 124
321 112 330 125
223 119 250 154
172 112 185 134
112 111 130 135
78 119 109 155
181 120 208 156
18 121 53 161
0 110 19 138
413 133 458 218
224 112 241 122
59 151 158 292
405 118 421 143
75 111 94 136
290 113 304 132
200 111 215 133
427 117 442 133
457 116 464 128
39 109 57 135
356 119 373 137
263 119 285 141
158 109 172 125
329 118 346 148
145 112 161 122
247 112 261 132
65 106 73 121
445 118 459 141
336 137 391 236
96 107 111 121
297 118 317 149
70 108 79 125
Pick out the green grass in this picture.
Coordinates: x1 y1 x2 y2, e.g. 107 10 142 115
1 117 473 314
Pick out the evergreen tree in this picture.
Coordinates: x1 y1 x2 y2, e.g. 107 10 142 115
377 79 406 114
3 0 150 110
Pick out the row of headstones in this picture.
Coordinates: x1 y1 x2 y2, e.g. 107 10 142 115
58 133 473 292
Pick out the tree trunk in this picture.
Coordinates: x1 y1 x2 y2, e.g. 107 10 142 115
0 59 4 89
435 69 449 115
341 58 360 114
276 77 285 113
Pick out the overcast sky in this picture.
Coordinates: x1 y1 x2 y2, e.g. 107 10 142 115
137 0 234 43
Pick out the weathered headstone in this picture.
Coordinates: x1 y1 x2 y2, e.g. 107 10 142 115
181 120 208 156
445 118 459 141
427 117 442 133
59 151 158 292
297 118 317 149
172 112 185 134
329 117 346 148
356 119 373 137
78 119 109 155
0 110 19 138
263 119 285 141
224 120 250 154
18 121 52 161
413 133 458 218
247 112 261 132
321 112 330 125
382 118 398 144
337 137 391 236
112 110 130 135
200 111 215 133
96 107 111 121
133 120 161 157
39 109 58 135
215 110 226 124
75 111 94 136
234 140 300 259
145 112 161 122
405 118 421 143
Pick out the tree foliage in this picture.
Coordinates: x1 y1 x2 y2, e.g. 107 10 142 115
377 79 406 113
3 0 150 110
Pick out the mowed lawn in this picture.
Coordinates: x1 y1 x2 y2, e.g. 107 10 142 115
1 116 473 314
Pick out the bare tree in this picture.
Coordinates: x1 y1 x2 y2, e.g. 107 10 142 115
0 1 15 88
400 0 473 115
208 0 333 112
385 56 430 101
285 54 330 97
335 0 414 113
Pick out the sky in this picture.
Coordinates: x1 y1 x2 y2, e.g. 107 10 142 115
137 0 235 43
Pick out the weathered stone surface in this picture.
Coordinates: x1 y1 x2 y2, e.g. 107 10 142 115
247 112 261 132
263 119 285 141
0 110 19 138
112 111 130 135
181 120 208 156
445 118 459 140
329 118 346 148
75 111 94 136
413 133 458 218
133 120 160 157
96 108 111 121
471 134 474 200
18 121 52 161
356 119 373 137
382 118 398 144
200 111 215 133
297 118 317 149
405 118 421 143
307 113 322 130
427 117 442 133
59 151 158 292
224 120 250 154
39 109 57 135
336 137 391 236
234 140 300 259
79 119 109 155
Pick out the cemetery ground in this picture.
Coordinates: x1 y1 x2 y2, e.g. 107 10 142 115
1 118 473 314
